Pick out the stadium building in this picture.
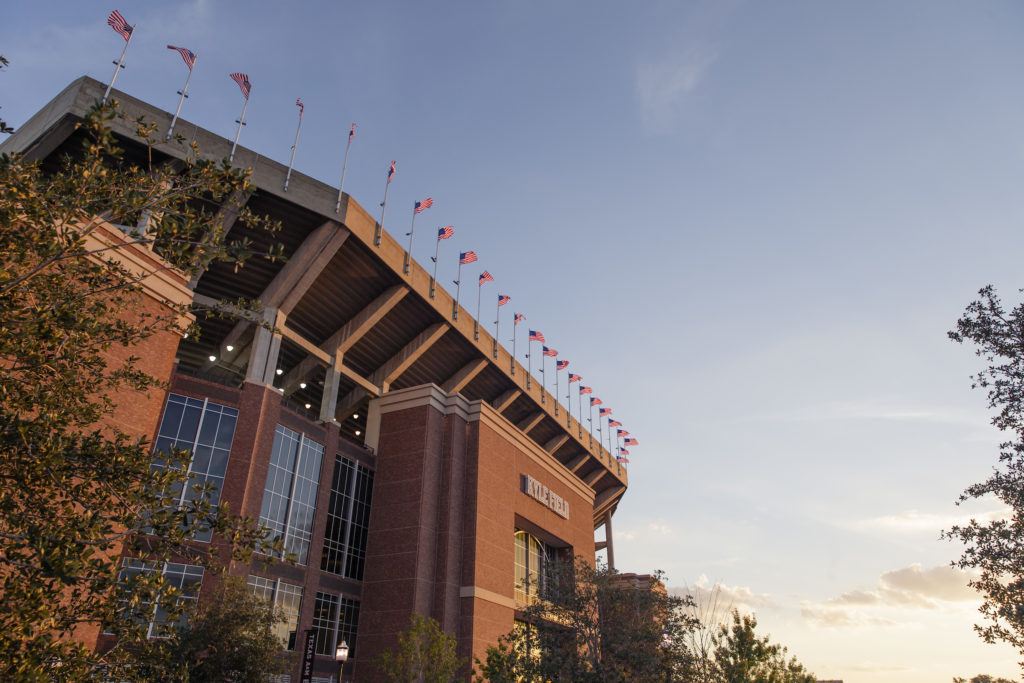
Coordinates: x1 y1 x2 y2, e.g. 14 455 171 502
1 76 628 681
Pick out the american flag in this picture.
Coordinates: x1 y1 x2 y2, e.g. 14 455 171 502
387 160 397 183
568 373 582 383
478 271 494 285
167 45 196 70
608 420 622 428
624 437 639 447
107 10 132 41
437 225 454 240
580 385 592 395
349 123 356 141
542 346 558 357
617 453 630 462
599 407 613 417
556 360 569 371
590 396 602 406
498 295 511 307
459 251 478 264
617 428 630 436
415 197 433 213
529 330 545 343
229 72 251 100
514 312 525 326
296 97 305 117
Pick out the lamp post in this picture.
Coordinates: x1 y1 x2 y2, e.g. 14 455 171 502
335 640 349 683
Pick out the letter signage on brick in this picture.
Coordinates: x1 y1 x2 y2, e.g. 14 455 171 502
521 474 570 519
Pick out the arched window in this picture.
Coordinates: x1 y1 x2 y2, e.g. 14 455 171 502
514 530 546 604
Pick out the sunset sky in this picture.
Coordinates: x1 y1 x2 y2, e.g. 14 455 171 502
4 1 1024 679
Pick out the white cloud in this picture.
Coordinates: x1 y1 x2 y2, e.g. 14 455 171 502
635 47 717 133
670 575 776 618
848 508 1009 536
801 564 979 629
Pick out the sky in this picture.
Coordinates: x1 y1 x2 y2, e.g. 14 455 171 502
4 1 1024 680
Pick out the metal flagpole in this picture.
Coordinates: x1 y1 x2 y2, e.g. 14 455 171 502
527 339 532 390
452 260 462 321
430 236 441 298
166 54 195 141
229 96 249 163
578 388 583 438
511 319 517 376
284 101 304 191
540 354 546 404
375 162 394 246
103 25 134 104
588 401 593 448
494 298 500 359
474 279 482 340
336 124 355 214
554 364 559 416
404 207 417 274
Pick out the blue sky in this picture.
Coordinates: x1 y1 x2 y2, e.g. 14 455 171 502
5 1 1024 679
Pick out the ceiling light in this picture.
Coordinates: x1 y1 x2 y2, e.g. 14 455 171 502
183 332 189 339
352 413 359 420
305 403 312 409
299 382 307 389
355 430 362 436
276 368 283 375
226 344 234 352
208 355 217 362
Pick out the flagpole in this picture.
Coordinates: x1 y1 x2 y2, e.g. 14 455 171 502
554 365 559 416
284 108 304 192
336 127 354 214
103 25 134 104
527 340 532 390
375 174 391 247
453 260 462 321
165 56 195 141
404 207 417 274
494 298 500 359
588 401 593 448
430 237 440 299
578 388 583 438
229 96 249 163
474 280 482 340
511 322 517 376
540 355 546 404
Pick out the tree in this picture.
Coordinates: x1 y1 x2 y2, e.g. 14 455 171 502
953 676 1018 683
0 100 282 680
712 610 815 683
126 576 289 682
947 285 1024 667
376 613 464 683
475 560 699 683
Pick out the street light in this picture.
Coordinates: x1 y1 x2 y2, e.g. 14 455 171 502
335 640 349 683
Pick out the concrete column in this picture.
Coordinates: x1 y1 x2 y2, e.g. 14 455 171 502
245 307 282 387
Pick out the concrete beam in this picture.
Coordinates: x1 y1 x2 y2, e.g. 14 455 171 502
211 220 348 366
517 412 545 434
567 454 589 473
442 358 488 395
492 388 521 413
584 469 606 488
282 285 408 395
336 322 448 418
188 187 254 289
594 485 625 511
544 434 569 454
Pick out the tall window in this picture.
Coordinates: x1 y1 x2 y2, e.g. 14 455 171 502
259 425 324 565
248 575 303 651
321 456 374 580
312 591 361 657
153 394 238 542
117 559 204 638
514 531 546 604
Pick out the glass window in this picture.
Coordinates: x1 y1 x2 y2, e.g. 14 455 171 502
313 591 361 658
248 575 303 651
152 394 238 542
259 425 324 564
116 559 204 638
514 531 547 605
321 456 374 580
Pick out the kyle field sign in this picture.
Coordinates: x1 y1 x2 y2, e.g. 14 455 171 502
522 474 570 519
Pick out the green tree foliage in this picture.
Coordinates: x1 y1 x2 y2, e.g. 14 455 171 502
712 611 815 683
953 676 1018 683
125 577 289 682
475 560 699 682
948 285 1024 666
376 613 464 683
0 101 283 680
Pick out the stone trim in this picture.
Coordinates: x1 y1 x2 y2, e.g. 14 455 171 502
459 585 516 610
